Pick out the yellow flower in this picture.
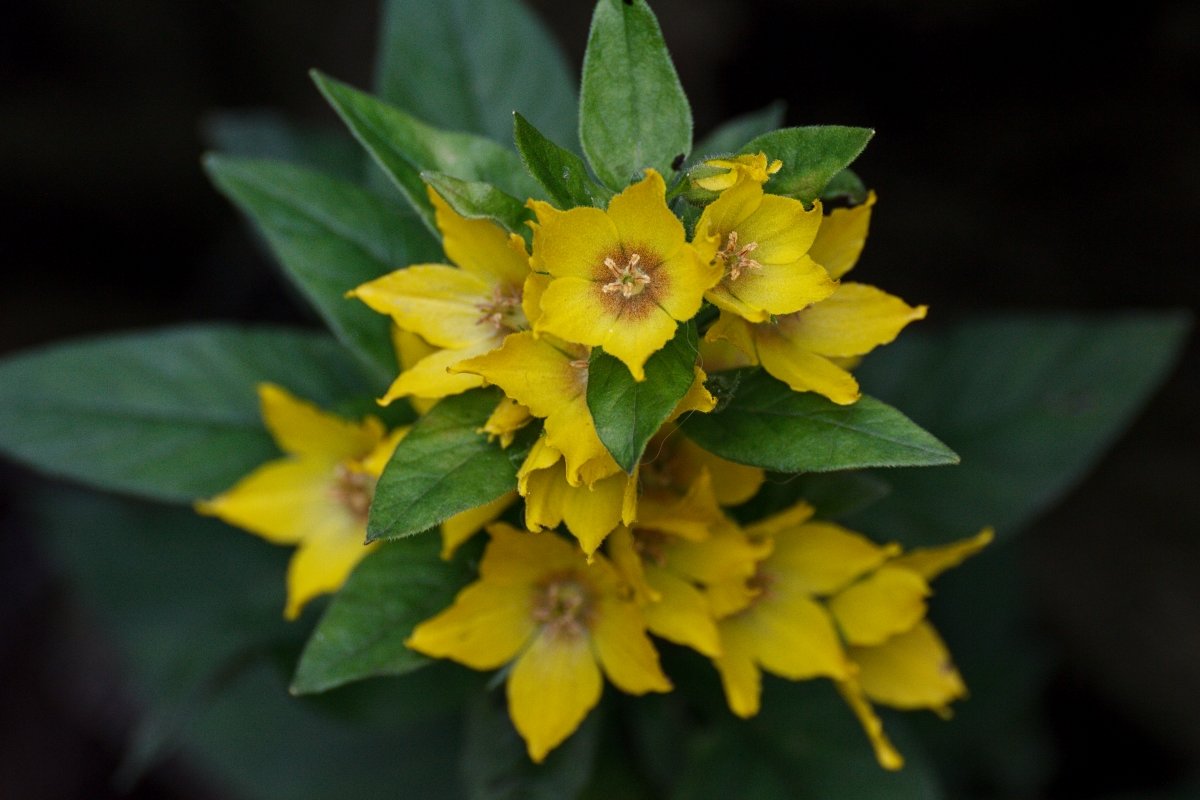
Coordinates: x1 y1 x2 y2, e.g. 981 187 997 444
407 523 671 763
692 153 782 192
831 528 994 770
528 170 721 381
195 384 403 619
705 193 924 405
642 423 765 508
349 188 532 404
692 178 836 322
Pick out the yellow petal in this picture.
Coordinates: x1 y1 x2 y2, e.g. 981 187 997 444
481 398 533 448
642 564 722 657
665 433 765 507
196 458 344 546
697 335 755 373
258 383 380 460
828 566 931 647
742 500 815 539
378 337 496 404
284 532 376 619
593 304 681 382
439 492 517 560
350 265 494 348
391 328 439 414
516 437 562 498
522 271 551 327
528 200 619 280
653 245 724 325
712 619 764 718
850 621 967 712
508 629 603 763
406 580 535 669
519 452 629 556
769 521 897 596
481 521 586 585
533 276 621 347
605 526 660 605
694 154 780 192
810 192 876 281
890 528 994 582
430 187 529 288
747 585 848 681
591 573 673 694
671 521 771 618
668 366 718 421
754 326 862 405
357 427 407 478
695 179 764 262
605 170 685 261
706 253 835 323
704 312 759 361
777 282 927 358
836 677 906 770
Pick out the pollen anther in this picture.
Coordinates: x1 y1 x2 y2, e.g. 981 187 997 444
601 252 652 298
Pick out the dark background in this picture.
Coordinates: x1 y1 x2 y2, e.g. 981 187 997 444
2 1 1197 797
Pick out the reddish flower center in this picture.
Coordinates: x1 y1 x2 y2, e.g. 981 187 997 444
330 463 376 522
601 252 652 298
475 283 525 331
532 575 595 640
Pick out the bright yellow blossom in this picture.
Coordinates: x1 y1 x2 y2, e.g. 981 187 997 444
349 188 532 404
196 384 403 619
692 178 836 322
528 170 721 381
692 152 782 192
407 523 671 763
705 193 924 405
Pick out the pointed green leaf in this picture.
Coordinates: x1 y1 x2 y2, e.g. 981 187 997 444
206 156 440 383
291 534 471 694
368 389 524 541
313 71 542 232
202 110 367 183
375 0 578 148
740 126 874 203
681 370 958 473
848 312 1192 545
588 322 697 473
579 0 692 189
461 693 599 800
420 171 532 234
692 101 786 161
0 326 374 502
514 112 613 209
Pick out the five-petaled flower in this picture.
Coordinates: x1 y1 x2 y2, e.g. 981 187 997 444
406 523 671 762
528 169 722 381
196 383 403 619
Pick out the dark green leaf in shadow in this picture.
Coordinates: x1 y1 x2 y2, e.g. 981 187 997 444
206 156 440 382
514 112 613 209
0 326 373 502
202 110 367 184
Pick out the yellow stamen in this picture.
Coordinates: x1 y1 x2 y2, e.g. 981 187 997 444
716 230 762 281
475 284 525 331
531 575 595 640
329 463 376 522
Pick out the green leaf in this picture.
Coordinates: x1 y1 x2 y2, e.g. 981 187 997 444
313 71 542 232
822 168 870 205
681 370 959 473
291 534 471 694
368 389 521 541
421 171 533 234
847 312 1192 545
740 126 874 203
587 322 697 473
579 0 692 190
460 692 599 800
0 326 373 502
514 112 613 209
206 155 440 383
692 101 786 161
202 110 367 183
374 0 578 148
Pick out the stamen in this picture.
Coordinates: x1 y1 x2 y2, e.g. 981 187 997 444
601 252 652 298
474 284 525 331
531 576 594 639
330 463 376 523
633 530 669 567
716 230 763 281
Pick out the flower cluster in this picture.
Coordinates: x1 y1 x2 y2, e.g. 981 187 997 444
198 150 987 765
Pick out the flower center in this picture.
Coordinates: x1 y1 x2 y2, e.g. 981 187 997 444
475 284 525 331
330 463 376 523
745 564 776 603
601 252 652 298
531 575 595 640
716 230 762 281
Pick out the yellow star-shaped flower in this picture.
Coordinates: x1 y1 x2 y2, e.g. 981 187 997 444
528 170 721 381
407 523 671 763
195 384 404 619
